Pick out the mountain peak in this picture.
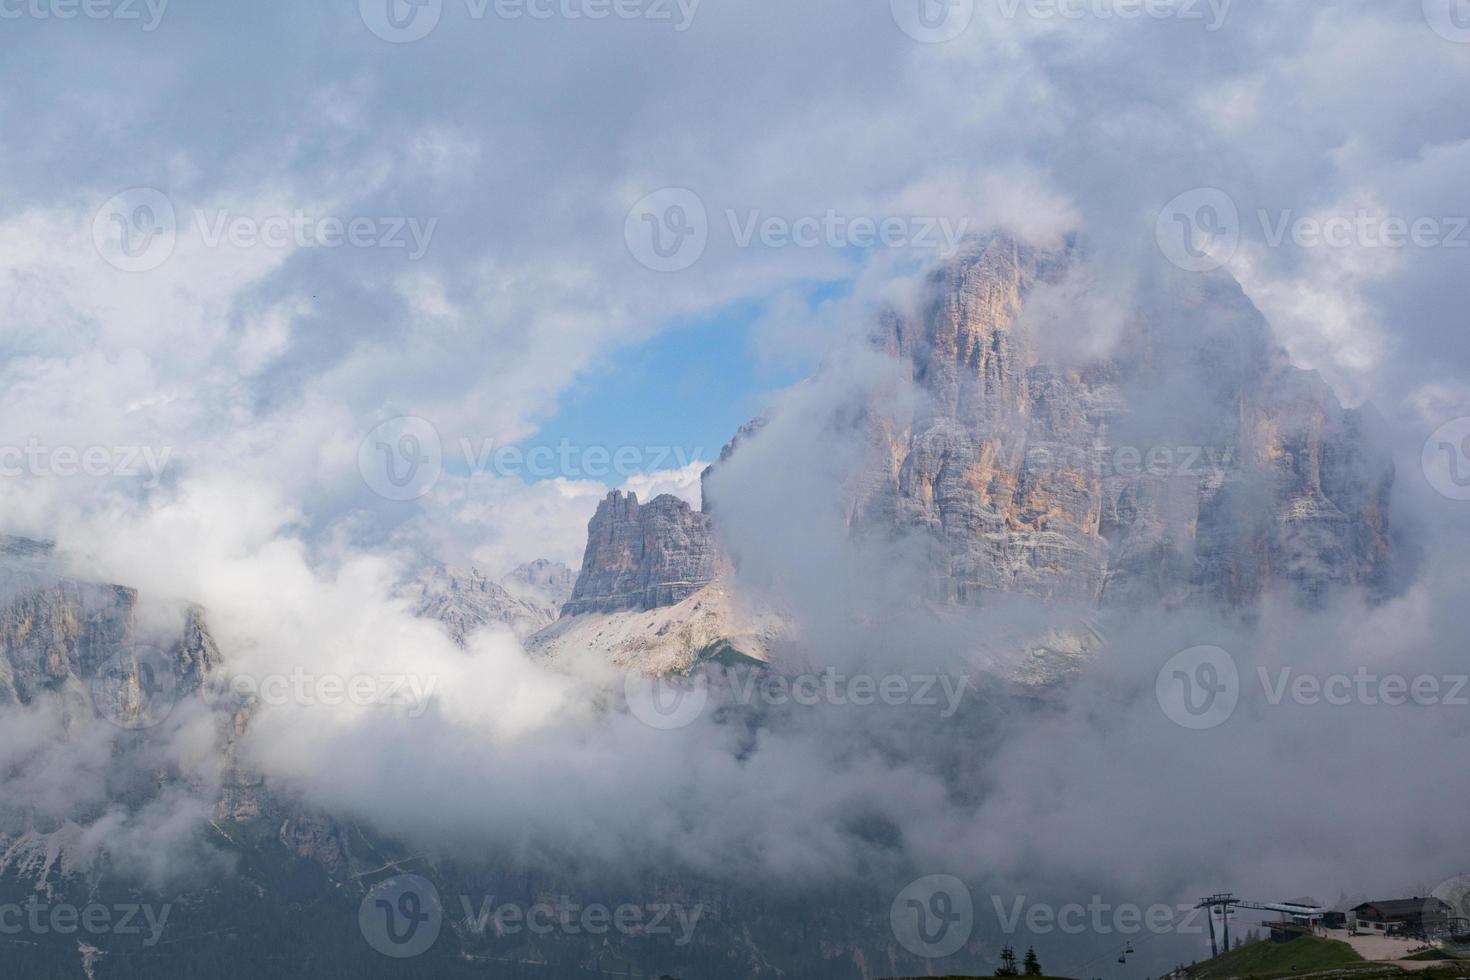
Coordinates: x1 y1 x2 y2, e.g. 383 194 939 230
561 491 717 617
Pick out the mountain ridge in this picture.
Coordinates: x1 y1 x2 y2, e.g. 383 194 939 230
532 233 1397 672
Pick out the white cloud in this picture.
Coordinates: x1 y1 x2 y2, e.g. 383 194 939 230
0 3 1467 962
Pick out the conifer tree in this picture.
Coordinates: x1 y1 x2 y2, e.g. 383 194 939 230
995 944 1020 976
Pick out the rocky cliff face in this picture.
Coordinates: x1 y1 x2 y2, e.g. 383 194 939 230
848 234 1394 608
503 558 575 607
527 578 779 673
555 235 1394 632
0 537 220 725
411 560 567 643
0 538 391 893
701 418 767 517
561 491 718 616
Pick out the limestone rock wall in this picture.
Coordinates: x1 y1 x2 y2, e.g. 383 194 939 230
561 492 717 616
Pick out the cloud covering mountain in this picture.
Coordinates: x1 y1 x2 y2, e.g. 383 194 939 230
1 1 1468 975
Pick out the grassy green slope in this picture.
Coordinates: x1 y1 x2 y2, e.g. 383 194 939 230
1188 936 1363 978
1185 935 1470 980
